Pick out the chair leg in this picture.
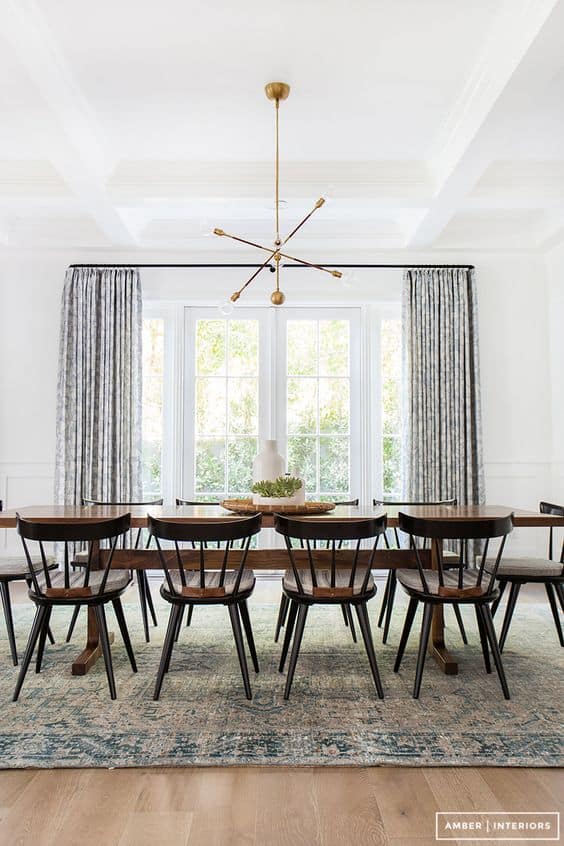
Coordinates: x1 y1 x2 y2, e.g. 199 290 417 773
284 604 309 701
475 605 491 673
377 571 392 628
344 604 357 643
394 596 418 672
35 606 52 673
47 626 55 645
94 605 117 700
239 600 259 673
555 581 564 613
66 605 81 643
154 605 181 700
112 599 137 672
491 579 507 617
452 603 468 644
279 600 298 673
498 581 521 652
382 570 397 644
13 606 47 701
185 604 194 627
143 571 158 627
545 583 564 646
340 603 349 627
355 603 384 698
481 604 511 700
174 606 184 642
228 603 252 700
274 594 289 643
137 571 151 643
413 602 433 699
0 581 18 666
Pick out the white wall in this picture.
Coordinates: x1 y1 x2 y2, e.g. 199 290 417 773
545 242 564 503
0 248 556 556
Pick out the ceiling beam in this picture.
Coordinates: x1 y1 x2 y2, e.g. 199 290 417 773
407 0 564 248
3 0 136 246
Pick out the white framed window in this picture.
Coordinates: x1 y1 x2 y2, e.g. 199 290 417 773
146 300 402 505
275 308 361 502
183 307 272 500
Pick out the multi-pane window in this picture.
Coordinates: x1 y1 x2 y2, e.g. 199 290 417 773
194 319 259 498
381 318 402 497
146 303 399 504
285 319 351 500
142 318 164 497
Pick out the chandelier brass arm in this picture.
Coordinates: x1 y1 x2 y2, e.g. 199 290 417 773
214 82 341 308
214 228 342 282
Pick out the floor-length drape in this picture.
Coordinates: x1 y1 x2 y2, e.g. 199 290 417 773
402 268 485 505
54 267 143 505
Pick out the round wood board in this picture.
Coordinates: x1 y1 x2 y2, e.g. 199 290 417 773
221 498 336 516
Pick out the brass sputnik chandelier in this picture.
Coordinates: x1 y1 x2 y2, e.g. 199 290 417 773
215 82 342 311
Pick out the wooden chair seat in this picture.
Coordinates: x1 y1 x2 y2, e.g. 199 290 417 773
35 568 131 599
396 568 490 599
0 555 57 579
283 567 375 598
166 568 255 598
486 557 563 579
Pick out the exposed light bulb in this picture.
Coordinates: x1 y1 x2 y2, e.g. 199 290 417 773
218 300 234 317
322 184 336 201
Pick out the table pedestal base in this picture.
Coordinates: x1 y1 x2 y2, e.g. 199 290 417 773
71 606 114 676
430 586 459 674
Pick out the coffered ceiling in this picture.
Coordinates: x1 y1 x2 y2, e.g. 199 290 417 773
2 0 564 254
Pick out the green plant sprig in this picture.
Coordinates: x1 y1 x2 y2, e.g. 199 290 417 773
251 476 302 497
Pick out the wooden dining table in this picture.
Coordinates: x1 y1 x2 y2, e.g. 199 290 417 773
1 503 561 679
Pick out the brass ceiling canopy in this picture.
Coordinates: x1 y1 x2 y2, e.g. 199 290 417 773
215 82 341 311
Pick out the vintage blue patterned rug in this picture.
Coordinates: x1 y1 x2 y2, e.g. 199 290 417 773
0 595 561 768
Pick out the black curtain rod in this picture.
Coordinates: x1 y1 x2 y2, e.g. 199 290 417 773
69 262 475 270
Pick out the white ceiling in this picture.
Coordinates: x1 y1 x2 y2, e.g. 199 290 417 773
2 0 564 253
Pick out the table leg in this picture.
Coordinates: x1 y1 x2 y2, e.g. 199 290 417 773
71 540 114 676
429 538 458 675
72 606 114 675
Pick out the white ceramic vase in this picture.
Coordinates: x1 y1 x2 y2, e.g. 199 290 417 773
252 439 285 484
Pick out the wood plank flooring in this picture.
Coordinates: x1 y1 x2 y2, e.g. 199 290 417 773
0 767 561 846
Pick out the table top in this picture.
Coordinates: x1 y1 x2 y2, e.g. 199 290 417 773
0 503 562 528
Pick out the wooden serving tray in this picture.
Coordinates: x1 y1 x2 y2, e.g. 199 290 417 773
221 498 336 515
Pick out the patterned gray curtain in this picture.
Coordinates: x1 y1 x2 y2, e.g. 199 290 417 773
54 267 143 505
402 268 485 506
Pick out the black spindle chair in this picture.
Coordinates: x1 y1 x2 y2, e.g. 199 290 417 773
14 513 136 701
372 498 467 645
489 501 564 650
148 513 262 701
0 500 56 665
393 511 513 699
67 497 163 644
274 499 360 644
274 513 388 700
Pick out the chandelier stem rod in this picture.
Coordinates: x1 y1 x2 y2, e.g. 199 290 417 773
275 98 280 242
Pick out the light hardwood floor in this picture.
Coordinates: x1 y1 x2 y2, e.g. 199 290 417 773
0 766 561 846
1 580 561 846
